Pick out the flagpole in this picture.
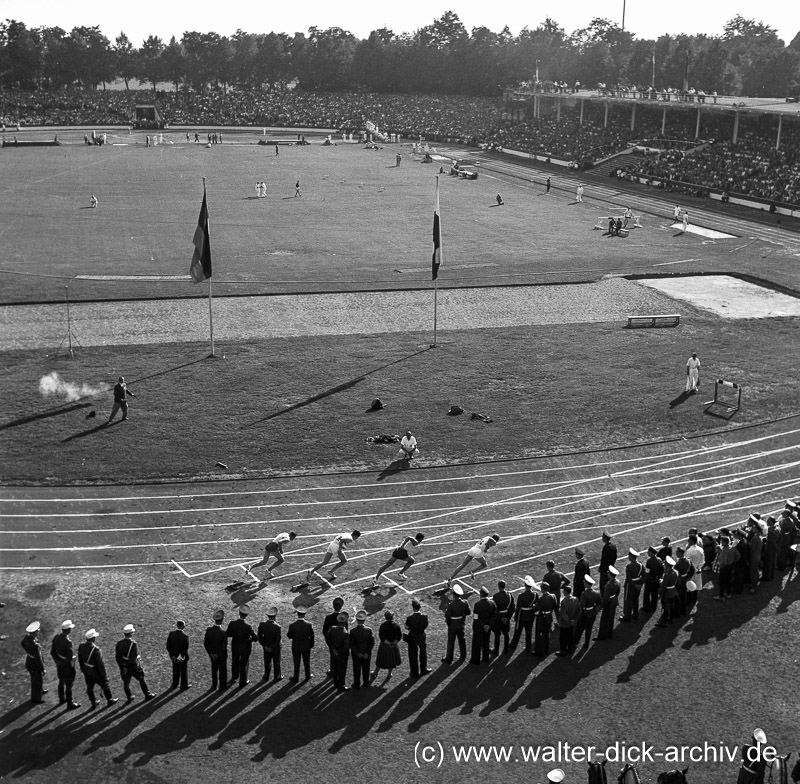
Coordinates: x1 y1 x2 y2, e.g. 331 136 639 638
208 276 215 357
432 175 440 349
203 177 216 358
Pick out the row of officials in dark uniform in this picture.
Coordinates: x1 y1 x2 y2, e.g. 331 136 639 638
20 509 799 708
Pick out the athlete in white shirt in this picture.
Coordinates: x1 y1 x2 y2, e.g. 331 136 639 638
245 531 297 579
447 534 500 586
307 530 362 582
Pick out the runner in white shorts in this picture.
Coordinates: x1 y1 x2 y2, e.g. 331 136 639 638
307 530 362 582
447 534 500 586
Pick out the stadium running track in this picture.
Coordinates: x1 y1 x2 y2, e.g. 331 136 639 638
2 418 799 598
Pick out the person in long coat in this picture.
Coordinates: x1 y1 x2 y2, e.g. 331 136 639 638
371 611 402 681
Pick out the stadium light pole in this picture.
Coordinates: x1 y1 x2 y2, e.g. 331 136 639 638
622 0 626 31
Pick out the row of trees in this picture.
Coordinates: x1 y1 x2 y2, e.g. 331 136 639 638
1 13 799 97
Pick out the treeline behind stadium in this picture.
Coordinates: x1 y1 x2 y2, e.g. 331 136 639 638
1 12 799 98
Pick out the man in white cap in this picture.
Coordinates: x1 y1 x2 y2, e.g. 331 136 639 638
203 610 228 691
77 629 118 709
21 621 47 704
115 624 156 703
656 556 679 627
620 548 644 622
50 620 80 709
287 606 315 682
575 576 601 649
226 608 256 688
350 610 375 687
257 607 283 683
510 576 538 654
738 729 768 784
685 533 705 604
595 565 620 640
441 584 470 664
546 770 565 783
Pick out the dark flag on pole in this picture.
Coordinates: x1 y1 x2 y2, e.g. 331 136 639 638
431 180 442 281
190 188 212 283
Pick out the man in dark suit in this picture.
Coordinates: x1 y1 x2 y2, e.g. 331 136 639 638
326 612 350 692
491 580 515 657
598 532 618 595
50 620 80 709
470 586 496 665
226 605 257 688
350 610 375 688
643 545 665 612
203 610 228 691
287 607 315 682
404 599 431 677
257 606 283 682
573 549 591 599
595 566 620 640
166 620 191 691
322 597 346 679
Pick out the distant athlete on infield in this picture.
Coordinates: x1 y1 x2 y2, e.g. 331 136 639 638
372 533 425 586
307 530 362 582
447 534 500 586
245 531 297 579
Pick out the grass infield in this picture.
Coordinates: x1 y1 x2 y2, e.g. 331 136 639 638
1 129 799 784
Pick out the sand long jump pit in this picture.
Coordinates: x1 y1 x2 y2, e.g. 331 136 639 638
637 274 800 318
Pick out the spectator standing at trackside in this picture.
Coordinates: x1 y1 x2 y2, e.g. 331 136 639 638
556 585 581 656
21 621 46 704
598 531 617 594
166 619 191 691
203 610 228 691
404 600 431 677
107 376 135 424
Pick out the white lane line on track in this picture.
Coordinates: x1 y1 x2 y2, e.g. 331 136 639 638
258 467 800 590
409 479 800 593
3 456 796 558
5 453 796 536
3 425 798 506
5 436 796 522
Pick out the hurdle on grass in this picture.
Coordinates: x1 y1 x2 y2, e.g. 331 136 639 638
704 379 742 417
